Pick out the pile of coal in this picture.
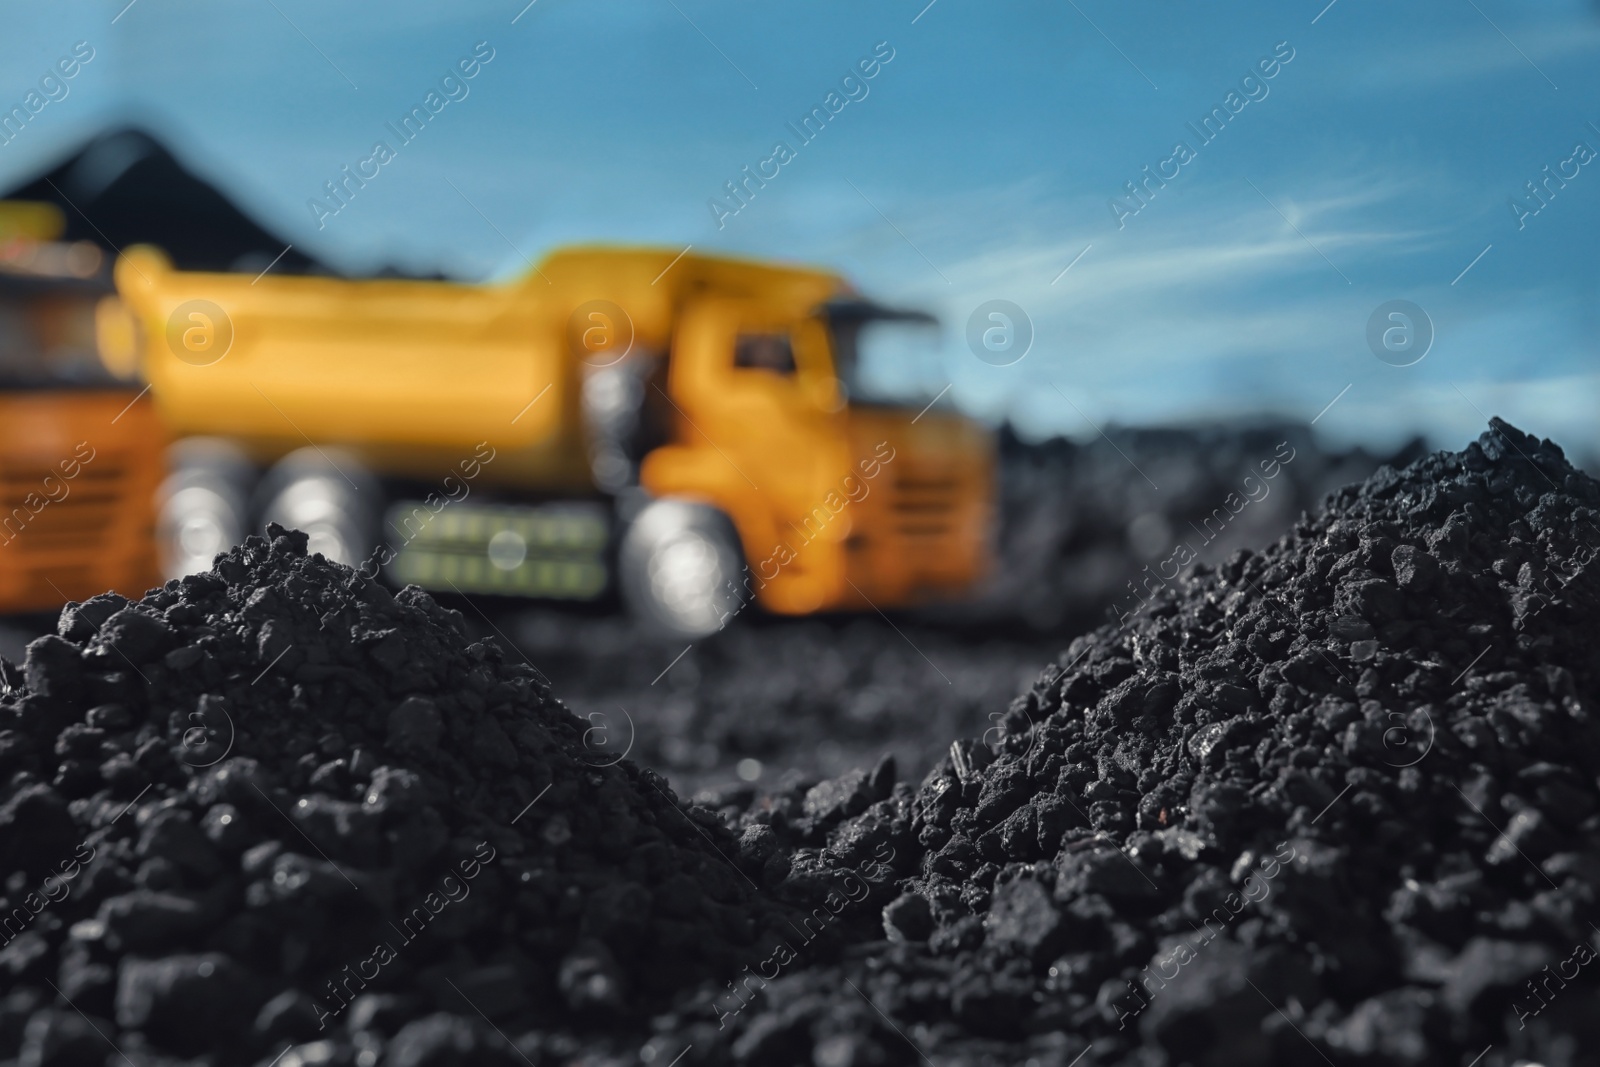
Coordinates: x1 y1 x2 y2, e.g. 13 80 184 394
679 420 1600 1066
966 422 1425 633
0 526 820 1067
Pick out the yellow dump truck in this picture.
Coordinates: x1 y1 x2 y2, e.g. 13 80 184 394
0 202 163 614
104 244 992 637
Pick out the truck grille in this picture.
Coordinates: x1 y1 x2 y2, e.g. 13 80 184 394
887 467 961 541
0 454 129 555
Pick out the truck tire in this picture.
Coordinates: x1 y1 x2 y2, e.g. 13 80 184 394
619 499 747 640
258 447 379 570
157 439 255 579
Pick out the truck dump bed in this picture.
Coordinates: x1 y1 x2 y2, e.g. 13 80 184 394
114 247 578 486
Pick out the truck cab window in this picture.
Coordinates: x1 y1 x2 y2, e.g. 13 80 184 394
734 331 796 375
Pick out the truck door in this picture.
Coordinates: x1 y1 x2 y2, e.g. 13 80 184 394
656 299 845 608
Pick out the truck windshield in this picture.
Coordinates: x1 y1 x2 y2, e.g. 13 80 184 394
823 302 945 409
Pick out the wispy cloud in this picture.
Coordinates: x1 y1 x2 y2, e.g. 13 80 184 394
844 169 1442 305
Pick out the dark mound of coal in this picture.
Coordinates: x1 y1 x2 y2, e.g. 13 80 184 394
964 423 1424 633
0 526 810 1066
681 420 1600 1066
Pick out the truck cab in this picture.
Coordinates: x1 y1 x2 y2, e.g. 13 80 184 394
623 261 992 633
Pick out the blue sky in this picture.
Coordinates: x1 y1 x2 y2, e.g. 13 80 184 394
3 0 1598 457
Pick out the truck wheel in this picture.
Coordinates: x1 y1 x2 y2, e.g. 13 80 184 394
157 439 255 579
619 499 747 640
258 447 379 569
